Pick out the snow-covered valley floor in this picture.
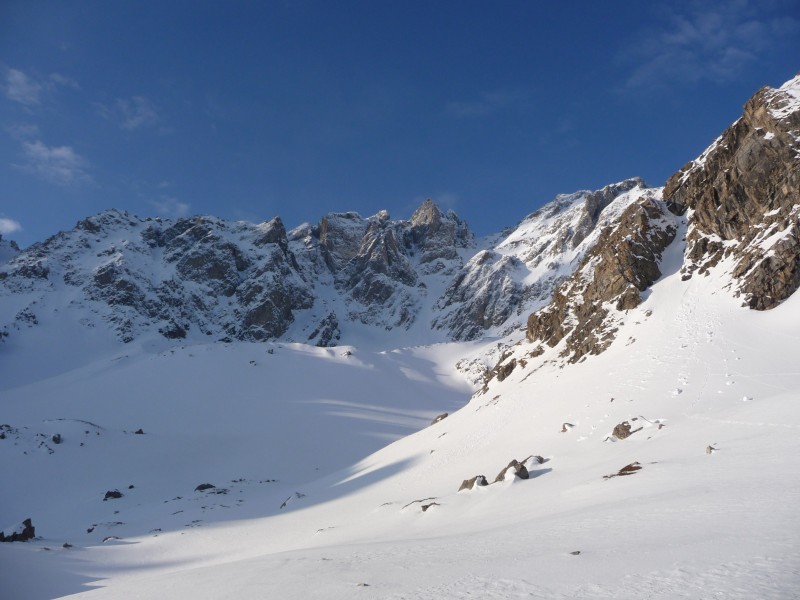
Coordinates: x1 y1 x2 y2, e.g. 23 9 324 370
2 248 800 599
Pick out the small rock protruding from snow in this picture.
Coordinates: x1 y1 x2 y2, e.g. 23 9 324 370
431 412 448 426
458 475 488 492
561 422 574 433
103 490 123 500
521 455 545 468
494 459 529 483
194 483 215 492
603 462 642 479
612 421 642 440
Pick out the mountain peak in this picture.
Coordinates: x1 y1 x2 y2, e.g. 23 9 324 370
410 199 444 228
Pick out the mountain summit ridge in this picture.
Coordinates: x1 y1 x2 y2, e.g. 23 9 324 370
2 74 799 359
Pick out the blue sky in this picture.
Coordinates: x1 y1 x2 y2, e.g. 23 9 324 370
1 0 798 247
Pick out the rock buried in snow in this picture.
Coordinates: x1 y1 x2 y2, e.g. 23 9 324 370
52 433 62 444
561 422 574 433
458 475 488 491
0 518 35 542
134 428 144 434
604 462 642 479
494 459 529 483
103 490 123 500
421 502 440 512
431 412 448 425
194 483 215 492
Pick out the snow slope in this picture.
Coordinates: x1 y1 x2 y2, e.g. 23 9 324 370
1 219 799 599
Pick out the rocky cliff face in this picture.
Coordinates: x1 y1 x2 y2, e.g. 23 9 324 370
434 178 649 341
0 201 474 345
664 74 800 310
526 189 678 362
3 75 798 352
0 179 686 350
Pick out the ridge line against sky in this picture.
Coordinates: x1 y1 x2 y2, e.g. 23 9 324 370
1 0 799 248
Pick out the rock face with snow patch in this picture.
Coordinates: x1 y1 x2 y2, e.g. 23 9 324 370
0 518 35 542
434 178 649 340
526 191 678 362
0 201 476 345
665 73 800 309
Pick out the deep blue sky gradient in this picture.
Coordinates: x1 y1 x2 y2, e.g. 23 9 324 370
1 0 799 247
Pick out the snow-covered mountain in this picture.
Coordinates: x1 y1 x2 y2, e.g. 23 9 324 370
1 74 799 600
0 177 654 354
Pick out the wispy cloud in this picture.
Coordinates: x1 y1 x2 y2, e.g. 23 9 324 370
3 67 80 106
0 217 22 235
48 73 80 90
445 90 531 118
16 140 91 186
5 68 43 106
150 196 190 218
97 95 159 130
622 0 800 90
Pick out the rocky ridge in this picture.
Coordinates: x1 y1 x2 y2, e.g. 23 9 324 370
522 72 800 364
2 75 799 356
526 189 678 362
0 183 656 348
664 73 800 309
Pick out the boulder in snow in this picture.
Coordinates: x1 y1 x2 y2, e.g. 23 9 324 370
458 475 488 491
494 459 529 483
0 518 35 542
431 412 448 425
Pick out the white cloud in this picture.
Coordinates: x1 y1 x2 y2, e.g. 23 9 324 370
17 140 91 186
49 73 81 90
0 217 22 235
97 96 159 130
3 68 80 106
445 90 530 118
151 196 190 218
623 1 800 90
5 68 43 106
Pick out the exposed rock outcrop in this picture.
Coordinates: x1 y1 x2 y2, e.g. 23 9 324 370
431 412 448 425
458 475 488 491
665 73 800 309
432 251 524 340
611 421 642 440
0 518 35 542
527 192 678 362
407 199 471 274
436 179 648 341
494 459 529 482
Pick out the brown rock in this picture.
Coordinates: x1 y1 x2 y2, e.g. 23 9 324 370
458 475 488 492
664 75 800 309
527 194 676 363
431 412 448 426
0 518 35 542
494 459 529 483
